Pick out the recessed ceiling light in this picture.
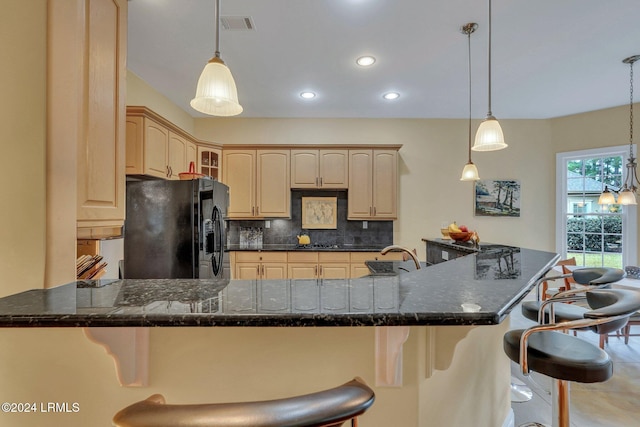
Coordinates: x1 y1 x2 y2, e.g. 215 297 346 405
383 92 400 100
356 56 376 67
300 91 316 99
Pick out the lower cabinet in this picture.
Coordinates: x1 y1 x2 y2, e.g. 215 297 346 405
287 252 350 279
230 252 287 280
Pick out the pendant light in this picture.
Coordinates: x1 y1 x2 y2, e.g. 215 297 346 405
190 0 243 116
460 23 480 181
472 0 507 151
598 55 640 205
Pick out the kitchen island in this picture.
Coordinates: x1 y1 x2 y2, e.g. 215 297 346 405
0 244 558 427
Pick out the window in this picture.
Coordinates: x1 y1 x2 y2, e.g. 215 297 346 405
556 146 637 268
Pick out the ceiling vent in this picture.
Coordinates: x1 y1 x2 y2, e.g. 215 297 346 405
220 16 255 31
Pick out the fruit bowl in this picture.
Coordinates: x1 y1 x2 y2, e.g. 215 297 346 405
449 231 472 242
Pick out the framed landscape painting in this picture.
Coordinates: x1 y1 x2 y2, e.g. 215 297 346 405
474 179 521 217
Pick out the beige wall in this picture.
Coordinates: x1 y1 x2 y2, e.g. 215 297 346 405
126 70 196 135
195 116 556 258
0 0 47 296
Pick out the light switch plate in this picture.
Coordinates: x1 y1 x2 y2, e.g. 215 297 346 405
265 220 271 229
363 221 368 229
442 251 449 260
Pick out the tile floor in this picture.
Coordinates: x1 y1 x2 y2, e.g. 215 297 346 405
509 293 640 427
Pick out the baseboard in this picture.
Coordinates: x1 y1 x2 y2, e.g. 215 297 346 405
502 408 515 427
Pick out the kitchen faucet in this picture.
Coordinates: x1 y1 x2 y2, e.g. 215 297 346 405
380 245 421 270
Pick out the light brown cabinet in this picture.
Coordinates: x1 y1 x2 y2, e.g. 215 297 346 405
126 115 193 179
223 149 291 219
348 149 398 220
291 149 348 189
198 146 221 180
76 0 127 234
287 252 350 279
231 252 288 280
126 106 221 180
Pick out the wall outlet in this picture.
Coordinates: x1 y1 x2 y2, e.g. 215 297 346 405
442 251 449 261
265 220 271 229
362 221 368 229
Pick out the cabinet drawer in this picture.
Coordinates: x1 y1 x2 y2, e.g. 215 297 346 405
318 252 350 263
288 251 319 263
233 251 287 263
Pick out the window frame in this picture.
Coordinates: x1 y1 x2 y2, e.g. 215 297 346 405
556 145 637 268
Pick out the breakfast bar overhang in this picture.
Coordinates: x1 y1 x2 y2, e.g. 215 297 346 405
0 244 558 427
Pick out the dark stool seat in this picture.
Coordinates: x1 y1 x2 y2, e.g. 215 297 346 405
504 329 612 383
505 289 640 427
522 267 625 324
112 377 375 427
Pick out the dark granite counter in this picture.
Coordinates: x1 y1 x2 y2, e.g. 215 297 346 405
0 245 558 328
227 244 388 252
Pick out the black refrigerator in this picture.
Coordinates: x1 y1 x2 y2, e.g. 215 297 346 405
124 178 229 279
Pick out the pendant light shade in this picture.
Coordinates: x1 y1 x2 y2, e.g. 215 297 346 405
461 162 480 181
598 186 616 205
472 0 507 152
473 116 506 151
460 22 480 181
191 57 243 116
190 0 242 116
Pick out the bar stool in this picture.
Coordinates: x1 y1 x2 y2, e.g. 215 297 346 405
521 267 624 325
504 289 640 427
112 377 375 427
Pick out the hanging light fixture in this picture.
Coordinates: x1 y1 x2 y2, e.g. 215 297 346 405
190 0 243 116
473 0 507 152
598 55 640 206
460 23 480 181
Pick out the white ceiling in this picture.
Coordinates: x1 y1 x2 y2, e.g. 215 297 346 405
127 0 640 120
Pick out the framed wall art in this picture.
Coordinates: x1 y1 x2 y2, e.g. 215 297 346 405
302 197 337 229
474 179 521 217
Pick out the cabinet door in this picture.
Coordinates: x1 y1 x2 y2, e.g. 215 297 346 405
223 150 256 218
372 150 398 219
291 150 319 188
350 264 372 279
235 262 260 280
198 146 221 180
125 116 143 175
168 132 188 180
186 141 197 172
262 263 288 279
319 263 350 279
76 0 126 228
143 118 169 178
319 150 348 188
257 150 290 217
288 263 318 279
348 150 373 219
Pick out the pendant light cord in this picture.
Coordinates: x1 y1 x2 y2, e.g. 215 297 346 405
630 60 634 157
214 0 221 58
487 0 493 117
468 27 473 162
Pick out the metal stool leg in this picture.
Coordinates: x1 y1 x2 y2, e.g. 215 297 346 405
551 379 570 427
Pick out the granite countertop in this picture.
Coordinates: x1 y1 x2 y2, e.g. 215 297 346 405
227 244 388 252
0 245 559 328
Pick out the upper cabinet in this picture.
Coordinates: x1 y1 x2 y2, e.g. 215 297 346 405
348 149 398 220
76 0 127 235
197 146 220 180
126 106 222 180
291 149 348 189
223 149 291 219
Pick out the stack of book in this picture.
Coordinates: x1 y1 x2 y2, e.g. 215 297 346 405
76 255 107 279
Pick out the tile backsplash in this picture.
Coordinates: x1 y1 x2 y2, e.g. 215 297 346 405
227 190 393 247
